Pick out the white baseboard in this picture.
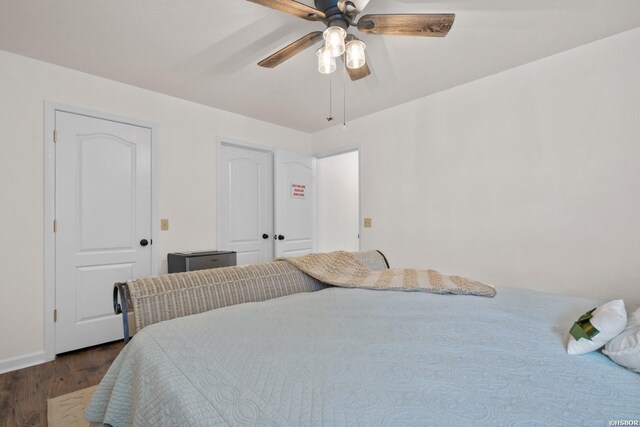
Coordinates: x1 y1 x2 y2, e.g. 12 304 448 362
0 351 53 374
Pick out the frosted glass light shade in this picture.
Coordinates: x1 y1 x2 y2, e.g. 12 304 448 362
346 39 366 69
323 26 346 57
317 46 336 74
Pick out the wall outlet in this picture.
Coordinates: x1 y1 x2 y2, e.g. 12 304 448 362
364 218 372 228
160 218 169 231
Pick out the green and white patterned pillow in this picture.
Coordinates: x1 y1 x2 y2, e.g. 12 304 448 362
566 299 627 355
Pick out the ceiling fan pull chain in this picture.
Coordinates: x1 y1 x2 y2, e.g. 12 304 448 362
327 71 333 122
343 54 347 128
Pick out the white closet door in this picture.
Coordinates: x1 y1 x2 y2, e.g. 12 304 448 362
218 143 273 265
274 149 317 258
55 111 151 353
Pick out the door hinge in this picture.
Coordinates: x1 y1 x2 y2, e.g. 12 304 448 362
53 219 57 232
53 309 57 322
53 129 57 143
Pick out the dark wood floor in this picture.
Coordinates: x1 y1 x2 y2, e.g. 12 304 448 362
0 341 124 427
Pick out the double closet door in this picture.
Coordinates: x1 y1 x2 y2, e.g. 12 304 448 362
218 143 317 264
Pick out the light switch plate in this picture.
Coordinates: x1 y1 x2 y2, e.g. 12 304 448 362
364 218 372 228
160 218 169 231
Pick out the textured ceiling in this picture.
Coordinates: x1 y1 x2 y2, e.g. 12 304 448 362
1 0 639 132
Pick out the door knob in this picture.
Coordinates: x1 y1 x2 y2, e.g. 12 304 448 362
262 233 269 239
140 239 149 247
277 235 285 241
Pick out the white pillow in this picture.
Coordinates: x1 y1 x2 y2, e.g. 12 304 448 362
603 306 640 372
566 299 627 355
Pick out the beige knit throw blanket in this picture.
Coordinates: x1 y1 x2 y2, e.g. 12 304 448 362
279 251 496 298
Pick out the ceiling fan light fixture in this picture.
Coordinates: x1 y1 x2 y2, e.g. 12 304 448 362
323 26 347 57
346 39 366 69
317 46 336 74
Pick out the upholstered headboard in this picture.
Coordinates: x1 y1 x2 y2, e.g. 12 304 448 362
113 250 389 342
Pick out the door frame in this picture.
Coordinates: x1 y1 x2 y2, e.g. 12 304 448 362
43 102 159 361
215 137 275 262
315 145 362 251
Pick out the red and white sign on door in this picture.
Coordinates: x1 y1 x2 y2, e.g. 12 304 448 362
290 183 306 198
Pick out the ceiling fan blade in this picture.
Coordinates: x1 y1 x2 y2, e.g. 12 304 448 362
258 31 324 68
347 62 371 81
357 14 455 37
247 0 326 21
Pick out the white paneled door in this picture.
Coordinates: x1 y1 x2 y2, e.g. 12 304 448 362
55 111 152 353
218 143 273 265
274 149 317 258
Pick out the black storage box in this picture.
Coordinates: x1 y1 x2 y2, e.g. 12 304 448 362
167 250 237 273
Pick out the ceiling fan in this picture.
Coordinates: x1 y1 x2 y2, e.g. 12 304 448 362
248 0 455 81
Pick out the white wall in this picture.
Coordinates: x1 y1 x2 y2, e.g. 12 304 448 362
318 151 360 252
0 50 311 370
312 28 640 305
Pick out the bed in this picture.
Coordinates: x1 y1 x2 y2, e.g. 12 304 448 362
88 253 640 426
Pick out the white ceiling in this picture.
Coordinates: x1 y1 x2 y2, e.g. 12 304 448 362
1 1 639 132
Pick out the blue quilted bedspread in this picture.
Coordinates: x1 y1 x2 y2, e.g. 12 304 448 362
86 287 640 426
